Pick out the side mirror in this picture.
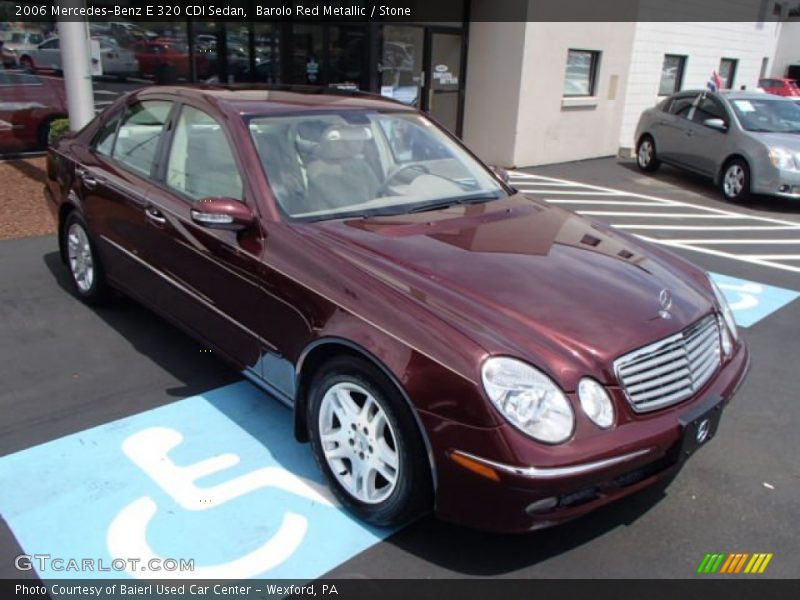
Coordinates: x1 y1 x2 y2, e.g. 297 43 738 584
491 165 510 183
703 118 727 131
191 197 255 231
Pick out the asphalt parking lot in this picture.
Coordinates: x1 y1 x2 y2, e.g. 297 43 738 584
1 157 798 580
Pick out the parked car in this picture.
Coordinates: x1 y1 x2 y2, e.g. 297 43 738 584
635 89 800 201
758 77 800 97
0 69 67 152
1 41 17 68
45 86 748 533
17 36 139 80
133 38 209 82
3 30 44 55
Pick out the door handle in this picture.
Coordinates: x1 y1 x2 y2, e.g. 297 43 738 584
145 206 167 225
76 168 100 189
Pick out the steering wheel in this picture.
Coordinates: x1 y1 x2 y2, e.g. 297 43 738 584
375 163 430 197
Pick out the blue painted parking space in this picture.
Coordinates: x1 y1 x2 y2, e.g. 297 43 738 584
0 381 391 580
709 272 800 328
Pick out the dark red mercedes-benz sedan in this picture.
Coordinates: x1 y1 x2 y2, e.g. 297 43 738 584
44 86 749 532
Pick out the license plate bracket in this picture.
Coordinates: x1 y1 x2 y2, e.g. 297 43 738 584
678 394 724 461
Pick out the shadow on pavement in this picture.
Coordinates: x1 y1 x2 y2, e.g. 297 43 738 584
42 250 239 399
383 476 674 576
617 160 800 216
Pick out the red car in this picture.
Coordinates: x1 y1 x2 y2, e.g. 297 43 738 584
0 69 66 152
758 77 800 97
133 39 209 82
44 86 749 533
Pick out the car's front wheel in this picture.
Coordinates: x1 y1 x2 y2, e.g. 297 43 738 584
307 356 432 527
636 135 660 172
720 159 750 202
63 212 109 304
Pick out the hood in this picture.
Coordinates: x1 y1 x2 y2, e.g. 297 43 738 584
749 131 800 149
303 195 714 387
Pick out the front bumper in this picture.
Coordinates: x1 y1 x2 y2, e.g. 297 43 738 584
425 342 750 533
753 164 800 198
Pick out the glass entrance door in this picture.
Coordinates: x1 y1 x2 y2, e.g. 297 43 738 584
425 31 462 134
380 26 424 108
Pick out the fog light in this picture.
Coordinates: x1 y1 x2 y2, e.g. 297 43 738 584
525 497 559 514
578 378 615 429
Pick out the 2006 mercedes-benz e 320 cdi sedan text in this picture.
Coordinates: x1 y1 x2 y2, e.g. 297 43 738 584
45 86 749 532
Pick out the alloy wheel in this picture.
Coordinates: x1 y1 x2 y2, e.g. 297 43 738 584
638 139 653 167
723 164 744 198
318 382 400 504
67 222 94 294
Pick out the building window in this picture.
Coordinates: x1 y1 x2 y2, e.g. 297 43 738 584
563 49 600 97
760 56 769 79
658 54 686 96
719 58 738 89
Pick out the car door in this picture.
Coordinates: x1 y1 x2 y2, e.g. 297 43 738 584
71 99 175 305
32 37 61 70
654 92 699 163
140 102 272 379
681 94 731 176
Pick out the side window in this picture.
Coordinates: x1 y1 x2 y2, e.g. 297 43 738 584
40 38 59 50
166 105 243 202
93 113 121 157
669 94 697 119
692 97 727 125
112 101 172 176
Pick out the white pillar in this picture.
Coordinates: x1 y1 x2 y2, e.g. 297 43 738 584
56 2 94 131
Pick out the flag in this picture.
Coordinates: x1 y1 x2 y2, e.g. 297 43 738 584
707 71 723 91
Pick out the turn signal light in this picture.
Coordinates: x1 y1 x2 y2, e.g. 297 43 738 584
449 451 501 481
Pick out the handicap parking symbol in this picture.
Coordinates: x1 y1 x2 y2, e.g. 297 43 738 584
0 382 392 580
709 272 800 328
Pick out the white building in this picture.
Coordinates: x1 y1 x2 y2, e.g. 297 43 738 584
463 4 783 167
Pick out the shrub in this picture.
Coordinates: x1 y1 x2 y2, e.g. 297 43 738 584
48 118 71 144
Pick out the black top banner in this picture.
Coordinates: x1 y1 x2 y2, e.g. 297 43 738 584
2 0 799 22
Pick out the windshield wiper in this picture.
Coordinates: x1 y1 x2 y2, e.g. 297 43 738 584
406 193 502 214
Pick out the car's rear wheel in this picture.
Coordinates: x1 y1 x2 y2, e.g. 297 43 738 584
636 135 660 172
307 356 432 527
19 56 33 71
720 159 750 202
63 212 109 305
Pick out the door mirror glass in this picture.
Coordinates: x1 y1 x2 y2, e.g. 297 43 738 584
191 198 255 231
703 117 727 131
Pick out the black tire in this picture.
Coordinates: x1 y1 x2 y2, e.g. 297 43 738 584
636 135 661 172
61 211 109 305
719 158 751 202
306 356 432 527
19 56 34 71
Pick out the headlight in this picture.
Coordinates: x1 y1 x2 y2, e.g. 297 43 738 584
578 378 615 429
709 275 738 342
768 146 800 171
481 357 574 444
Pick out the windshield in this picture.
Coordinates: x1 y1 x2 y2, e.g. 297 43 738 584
730 98 800 133
248 111 506 221
10 33 42 44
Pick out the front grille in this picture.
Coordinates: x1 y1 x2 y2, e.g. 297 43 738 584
614 315 721 413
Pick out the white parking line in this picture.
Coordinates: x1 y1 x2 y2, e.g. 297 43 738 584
662 239 800 245
574 211 749 219
611 224 799 231
546 199 672 206
509 171 800 276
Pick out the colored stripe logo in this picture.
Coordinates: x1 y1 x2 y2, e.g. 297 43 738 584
696 553 773 574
